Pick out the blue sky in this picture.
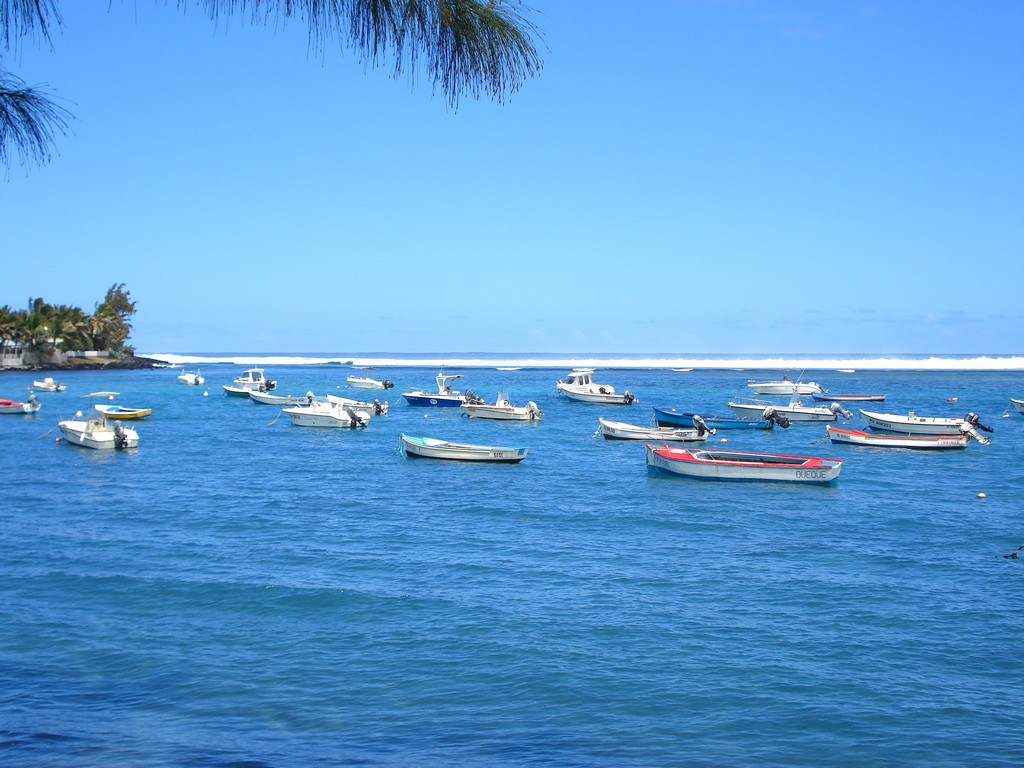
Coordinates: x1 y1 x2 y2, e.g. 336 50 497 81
3 1 1022 354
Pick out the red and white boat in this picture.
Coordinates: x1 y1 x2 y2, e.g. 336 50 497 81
0 395 41 414
826 425 982 449
645 445 842 484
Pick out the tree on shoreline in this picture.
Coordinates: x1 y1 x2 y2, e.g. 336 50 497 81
1 0 543 171
0 284 138 359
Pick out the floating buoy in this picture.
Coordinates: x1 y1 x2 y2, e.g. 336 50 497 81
203 391 209 397
423 413 429 418
978 492 987 499
947 397 958 403
720 437 728 443
55 437 61 443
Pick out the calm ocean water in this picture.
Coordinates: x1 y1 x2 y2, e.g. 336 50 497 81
3 356 1023 766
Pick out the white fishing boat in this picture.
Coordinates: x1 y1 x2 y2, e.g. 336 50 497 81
556 369 636 405
282 400 373 428
825 425 982 449
0 395 41 414
58 394 139 449
250 390 316 406
727 399 852 423
461 392 542 421
402 370 469 407
399 434 528 463
32 377 65 392
177 369 205 385
646 445 842 484
1008 398 1023 415
223 368 276 397
597 418 710 442
327 394 389 415
346 375 394 390
746 375 823 396
859 409 993 436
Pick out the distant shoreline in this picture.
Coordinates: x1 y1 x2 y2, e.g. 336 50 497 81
0 356 163 374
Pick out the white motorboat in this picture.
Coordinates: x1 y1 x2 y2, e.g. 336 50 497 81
346 375 394 390
461 392 542 421
746 375 823 396
727 399 852 423
58 399 139 450
32 377 65 392
223 368 276 397
556 369 636 405
327 394 389 415
282 400 373 428
597 418 709 442
177 369 205 385
859 409 993 437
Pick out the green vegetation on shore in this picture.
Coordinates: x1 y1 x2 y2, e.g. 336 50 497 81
0 283 137 359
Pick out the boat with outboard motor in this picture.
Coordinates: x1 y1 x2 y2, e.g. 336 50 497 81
223 368 276 396
399 434 528 463
0 395 41 414
825 425 985 449
646 444 842 484
461 392 542 421
652 406 788 430
346 375 394 390
402 370 471 407
556 369 636 405
58 392 139 449
859 409 993 437
597 418 710 442
327 394 389 415
249 390 314 406
282 399 373 428
32 377 65 392
728 399 851 423
177 369 205 386
746 375 823 396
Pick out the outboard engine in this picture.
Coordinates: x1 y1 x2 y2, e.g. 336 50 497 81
464 390 485 405
266 379 277 392
344 407 367 427
382 379 394 390
964 412 994 433
960 422 991 445
828 402 853 420
527 401 543 419
762 406 791 429
306 391 315 405
691 414 716 437
373 399 388 416
113 421 129 450
623 391 637 405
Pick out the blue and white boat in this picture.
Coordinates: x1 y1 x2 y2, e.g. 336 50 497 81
652 406 785 430
402 370 470 407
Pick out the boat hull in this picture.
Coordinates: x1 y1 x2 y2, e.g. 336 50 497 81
859 410 965 435
826 426 968 449
282 404 371 428
95 405 152 420
347 376 392 390
0 399 41 414
653 407 771 430
728 402 841 423
646 445 841 483
747 381 822 395
58 420 139 449
461 404 540 420
556 385 634 405
598 419 706 442
811 393 886 402
1009 398 1023 415
399 434 527 463
250 391 312 406
402 393 464 407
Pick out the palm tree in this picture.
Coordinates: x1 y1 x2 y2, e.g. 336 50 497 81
1 0 542 171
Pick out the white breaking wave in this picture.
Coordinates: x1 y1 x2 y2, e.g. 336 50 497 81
141 353 1024 371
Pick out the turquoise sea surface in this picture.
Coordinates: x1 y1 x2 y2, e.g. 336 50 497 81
2 355 1023 766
